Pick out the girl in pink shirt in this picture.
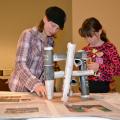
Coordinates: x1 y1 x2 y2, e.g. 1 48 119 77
79 17 120 93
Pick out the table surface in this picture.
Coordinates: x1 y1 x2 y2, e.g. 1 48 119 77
0 75 10 80
0 92 120 120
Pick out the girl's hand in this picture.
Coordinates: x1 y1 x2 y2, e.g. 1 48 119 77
34 84 47 97
87 62 99 72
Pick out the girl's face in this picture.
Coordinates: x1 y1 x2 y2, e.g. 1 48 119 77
85 30 101 46
43 16 60 36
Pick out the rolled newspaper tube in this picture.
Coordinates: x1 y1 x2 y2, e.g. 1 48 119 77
74 50 90 98
44 47 54 100
62 42 76 102
79 60 90 98
54 70 94 79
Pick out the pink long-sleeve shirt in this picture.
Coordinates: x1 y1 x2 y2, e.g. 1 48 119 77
83 41 120 82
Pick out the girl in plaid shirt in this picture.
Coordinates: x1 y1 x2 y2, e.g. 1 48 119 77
9 6 66 97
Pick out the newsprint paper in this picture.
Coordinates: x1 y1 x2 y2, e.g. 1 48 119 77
0 92 120 120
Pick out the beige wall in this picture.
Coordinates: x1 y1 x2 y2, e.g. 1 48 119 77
0 0 72 69
1 0 120 70
72 0 120 53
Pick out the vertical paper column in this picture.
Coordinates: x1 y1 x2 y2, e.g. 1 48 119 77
44 47 54 100
62 43 76 102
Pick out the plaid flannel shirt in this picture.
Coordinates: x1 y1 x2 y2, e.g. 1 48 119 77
9 27 54 92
